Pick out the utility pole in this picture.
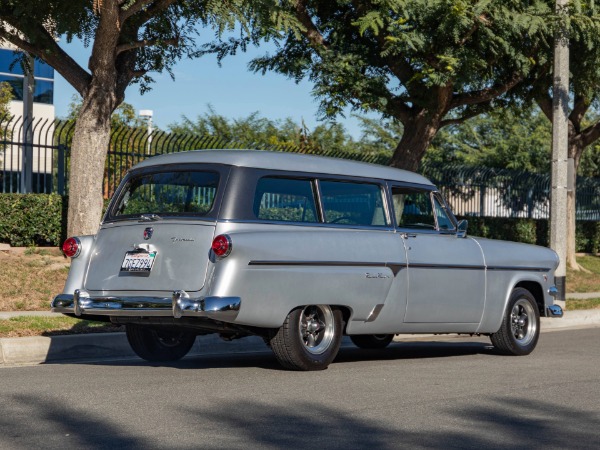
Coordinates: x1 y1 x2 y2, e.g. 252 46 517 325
550 0 569 304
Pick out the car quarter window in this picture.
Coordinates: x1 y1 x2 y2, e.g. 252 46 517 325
254 177 318 223
320 180 387 226
433 194 456 231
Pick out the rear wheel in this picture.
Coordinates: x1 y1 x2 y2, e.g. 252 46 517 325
490 288 540 356
126 324 196 362
270 305 343 371
350 334 394 349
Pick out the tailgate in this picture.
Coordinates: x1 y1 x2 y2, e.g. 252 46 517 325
85 221 215 292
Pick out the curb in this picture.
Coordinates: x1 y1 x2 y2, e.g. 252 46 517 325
0 332 268 366
2 310 599 366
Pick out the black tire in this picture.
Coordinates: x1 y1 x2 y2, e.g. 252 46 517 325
490 288 540 356
126 324 196 362
270 305 343 371
350 334 394 349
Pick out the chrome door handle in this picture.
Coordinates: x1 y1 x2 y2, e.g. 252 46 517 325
401 233 417 238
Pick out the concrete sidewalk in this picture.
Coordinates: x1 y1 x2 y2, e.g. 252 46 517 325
1 308 599 367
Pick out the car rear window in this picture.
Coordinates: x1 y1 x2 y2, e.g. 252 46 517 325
112 171 219 217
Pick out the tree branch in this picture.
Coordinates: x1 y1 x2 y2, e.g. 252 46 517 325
451 73 523 108
535 94 553 121
116 37 178 54
119 0 154 21
0 22 91 95
127 0 178 28
440 95 494 127
569 95 590 132
293 0 328 48
579 120 600 149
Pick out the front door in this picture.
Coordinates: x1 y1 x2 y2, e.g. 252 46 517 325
391 186 486 324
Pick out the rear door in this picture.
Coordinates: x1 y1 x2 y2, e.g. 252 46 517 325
85 166 225 293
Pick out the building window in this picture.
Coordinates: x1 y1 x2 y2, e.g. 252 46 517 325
0 49 54 105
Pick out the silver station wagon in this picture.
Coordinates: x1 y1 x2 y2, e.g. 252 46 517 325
52 150 563 370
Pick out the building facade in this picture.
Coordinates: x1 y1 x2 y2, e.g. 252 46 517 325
0 44 56 193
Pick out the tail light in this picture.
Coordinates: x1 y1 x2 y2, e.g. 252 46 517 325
211 234 232 258
62 237 81 258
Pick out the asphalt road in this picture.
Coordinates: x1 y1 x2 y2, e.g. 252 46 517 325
1 328 599 449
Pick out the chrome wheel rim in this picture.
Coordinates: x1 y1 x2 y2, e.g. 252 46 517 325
299 305 335 355
510 299 537 346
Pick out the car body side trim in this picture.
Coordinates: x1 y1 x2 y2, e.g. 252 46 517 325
248 260 407 276
248 261 551 273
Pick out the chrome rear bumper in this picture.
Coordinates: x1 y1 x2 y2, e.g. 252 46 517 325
51 289 241 322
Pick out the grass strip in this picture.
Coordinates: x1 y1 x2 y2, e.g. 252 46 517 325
565 298 600 311
0 316 123 338
567 256 600 293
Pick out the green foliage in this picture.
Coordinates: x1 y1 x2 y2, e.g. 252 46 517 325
576 221 600 254
169 105 395 154
240 0 554 120
0 80 12 117
65 95 146 128
426 106 552 172
0 194 66 246
461 216 600 252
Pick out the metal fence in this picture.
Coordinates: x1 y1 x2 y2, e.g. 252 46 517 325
1 114 600 221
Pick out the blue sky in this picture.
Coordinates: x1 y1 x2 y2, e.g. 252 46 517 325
54 37 370 138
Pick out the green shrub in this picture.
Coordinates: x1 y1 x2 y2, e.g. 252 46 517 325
0 194 66 246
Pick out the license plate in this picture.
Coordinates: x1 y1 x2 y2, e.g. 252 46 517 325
120 250 157 272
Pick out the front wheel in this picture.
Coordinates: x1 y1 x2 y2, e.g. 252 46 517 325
350 334 394 349
490 288 540 356
270 305 343 371
126 324 196 362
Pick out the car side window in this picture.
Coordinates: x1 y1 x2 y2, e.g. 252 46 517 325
391 187 436 229
254 177 318 223
320 180 387 226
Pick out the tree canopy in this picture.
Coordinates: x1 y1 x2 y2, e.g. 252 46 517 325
168 105 396 154
210 0 557 171
0 0 248 236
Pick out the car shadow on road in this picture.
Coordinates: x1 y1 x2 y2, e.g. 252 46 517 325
52 338 497 372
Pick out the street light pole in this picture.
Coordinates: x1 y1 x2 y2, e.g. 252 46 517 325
139 109 153 155
550 0 569 304
20 53 34 193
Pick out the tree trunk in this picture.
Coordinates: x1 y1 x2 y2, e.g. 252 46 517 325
566 144 586 271
566 180 577 269
389 116 441 172
66 85 115 237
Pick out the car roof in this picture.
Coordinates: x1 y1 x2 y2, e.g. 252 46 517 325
133 150 434 186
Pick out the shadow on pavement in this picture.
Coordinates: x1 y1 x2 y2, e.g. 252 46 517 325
1 391 598 449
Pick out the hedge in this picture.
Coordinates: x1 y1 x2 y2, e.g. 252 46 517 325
457 216 600 253
0 194 66 247
1 194 599 253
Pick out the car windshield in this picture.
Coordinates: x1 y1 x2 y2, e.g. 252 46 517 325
111 170 219 218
